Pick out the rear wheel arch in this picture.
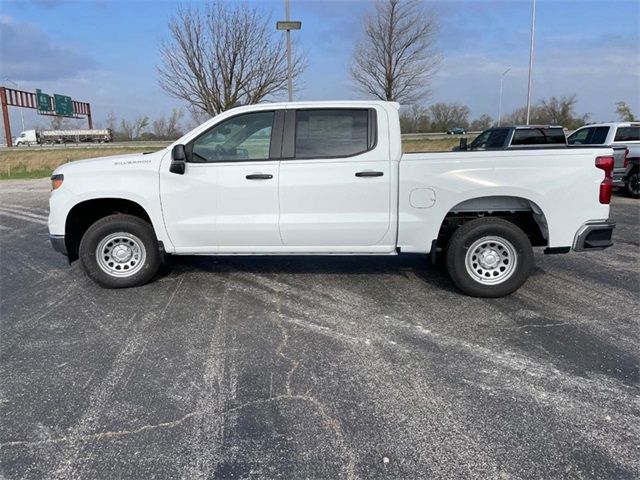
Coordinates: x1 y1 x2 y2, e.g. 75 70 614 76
435 195 549 251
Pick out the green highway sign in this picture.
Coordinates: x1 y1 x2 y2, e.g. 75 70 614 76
36 89 51 111
54 94 74 117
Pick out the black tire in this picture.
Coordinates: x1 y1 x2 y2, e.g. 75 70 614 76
624 169 640 198
79 214 160 288
445 218 533 298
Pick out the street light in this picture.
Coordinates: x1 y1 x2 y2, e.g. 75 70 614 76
276 0 301 102
3 78 25 132
525 0 536 125
498 67 511 126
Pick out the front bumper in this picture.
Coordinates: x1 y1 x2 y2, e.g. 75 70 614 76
50 235 68 255
573 222 615 252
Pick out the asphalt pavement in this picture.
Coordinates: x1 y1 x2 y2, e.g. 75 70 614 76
0 178 638 479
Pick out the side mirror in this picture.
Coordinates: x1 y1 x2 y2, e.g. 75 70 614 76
459 138 468 151
170 144 186 174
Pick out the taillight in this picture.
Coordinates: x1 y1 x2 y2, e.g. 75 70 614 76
623 148 629 169
595 156 614 204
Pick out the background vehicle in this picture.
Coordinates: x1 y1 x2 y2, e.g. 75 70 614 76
460 125 566 151
14 129 113 146
447 127 466 135
568 122 640 197
48 101 615 297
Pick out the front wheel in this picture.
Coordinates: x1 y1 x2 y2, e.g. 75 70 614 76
624 169 640 198
79 214 160 288
445 218 533 297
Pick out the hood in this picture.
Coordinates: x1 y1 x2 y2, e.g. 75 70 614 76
53 149 167 176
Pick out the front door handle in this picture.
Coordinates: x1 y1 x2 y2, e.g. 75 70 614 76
355 171 384 177
246 173 273 180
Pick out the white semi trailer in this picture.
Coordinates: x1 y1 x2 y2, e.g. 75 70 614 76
15 129 112 146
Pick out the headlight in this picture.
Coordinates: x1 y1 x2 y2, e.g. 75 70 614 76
51 174 64 190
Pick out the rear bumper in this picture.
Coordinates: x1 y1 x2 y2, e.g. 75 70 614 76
573 222 615 252
50 235 68 256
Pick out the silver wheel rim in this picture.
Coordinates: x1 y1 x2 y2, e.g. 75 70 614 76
96 232 146 278
465 236 517 285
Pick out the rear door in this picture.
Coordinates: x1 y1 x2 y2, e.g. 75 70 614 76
278 107 393 249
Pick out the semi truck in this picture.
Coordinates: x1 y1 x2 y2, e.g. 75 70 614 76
48 101 615 297
15 129 112 146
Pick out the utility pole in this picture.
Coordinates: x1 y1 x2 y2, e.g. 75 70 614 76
498 68 511 126
525 0 536 125
276 0 301 102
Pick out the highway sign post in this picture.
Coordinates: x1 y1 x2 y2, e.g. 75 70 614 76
0 86 92 147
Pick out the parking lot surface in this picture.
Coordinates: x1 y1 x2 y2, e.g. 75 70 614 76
1 178 638 480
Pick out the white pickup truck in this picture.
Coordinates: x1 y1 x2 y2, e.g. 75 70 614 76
49 101 616 297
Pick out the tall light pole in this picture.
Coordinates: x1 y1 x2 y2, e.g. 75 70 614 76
525 0 536 125
498 67 511 126
276 0 301 102
3 78 25 132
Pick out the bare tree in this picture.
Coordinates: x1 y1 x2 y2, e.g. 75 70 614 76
351 0 441 103
429 103 470 132
399 104 430 133
120 116 149 141
504 95 590 129
470 114 493 131
158 3 305 115
616 101 636 121
152 108 184 139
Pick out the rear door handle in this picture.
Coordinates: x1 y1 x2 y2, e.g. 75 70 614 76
246 173 273 180
355 171 384 177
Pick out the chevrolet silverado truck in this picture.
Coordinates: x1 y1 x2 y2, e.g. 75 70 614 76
568 122 640 198
48 101 616 297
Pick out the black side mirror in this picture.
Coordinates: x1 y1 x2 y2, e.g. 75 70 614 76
459 138 468 151
170 144 186 174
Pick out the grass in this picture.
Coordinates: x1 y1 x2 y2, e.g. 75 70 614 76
0 146 165 180
0 137 462 180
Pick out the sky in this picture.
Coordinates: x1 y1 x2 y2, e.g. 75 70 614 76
0 0 639 138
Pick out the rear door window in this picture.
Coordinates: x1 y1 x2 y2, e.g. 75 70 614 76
294 109 372 158
591 127 610 144
614 126 640 142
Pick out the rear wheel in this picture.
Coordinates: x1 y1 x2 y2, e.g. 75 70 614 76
445 218 533 297
79 214 160 288
624 169 640 198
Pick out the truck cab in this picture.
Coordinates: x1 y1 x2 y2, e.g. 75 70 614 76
568 122 640 197
15 129 38 146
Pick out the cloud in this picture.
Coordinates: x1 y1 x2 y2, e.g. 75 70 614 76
0 15 98 81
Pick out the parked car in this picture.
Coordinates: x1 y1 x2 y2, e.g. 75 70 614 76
568 122 640 198
447 127 466 135
48 101 615 297
459 125 567 151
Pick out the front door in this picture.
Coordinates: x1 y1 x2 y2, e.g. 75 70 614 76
160 110 283 252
